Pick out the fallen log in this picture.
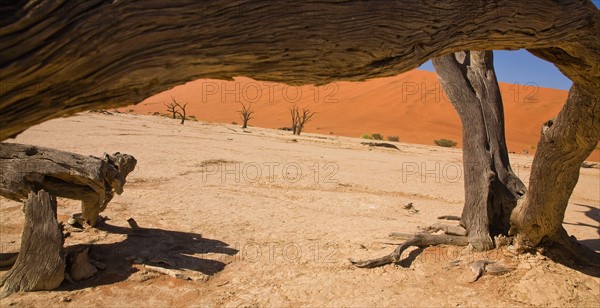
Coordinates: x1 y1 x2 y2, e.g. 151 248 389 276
0 143 136 226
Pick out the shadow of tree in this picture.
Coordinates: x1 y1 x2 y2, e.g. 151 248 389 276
539 203 600 278
59 220 238 290
563 203 599 252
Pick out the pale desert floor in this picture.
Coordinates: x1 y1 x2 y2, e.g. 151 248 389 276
1 112 598 307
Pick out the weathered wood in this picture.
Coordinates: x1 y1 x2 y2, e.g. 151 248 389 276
349 233 469 268
1 1 599 140
437 215 461 221
0 253 17 268
468 260 514 283
142 265 192 281
432 51 526 251
510 85 600 258
0 143 137 226
0 190 65 298
426 223 467 237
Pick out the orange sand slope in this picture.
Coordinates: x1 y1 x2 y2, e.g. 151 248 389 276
127 70 599 162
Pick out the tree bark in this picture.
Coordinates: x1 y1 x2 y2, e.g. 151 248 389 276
0 190 65 298
1 1 599 140
0 143 137 226
432 51 526 251
510 85 600 254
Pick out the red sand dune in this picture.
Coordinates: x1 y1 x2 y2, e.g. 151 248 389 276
127 70 599 162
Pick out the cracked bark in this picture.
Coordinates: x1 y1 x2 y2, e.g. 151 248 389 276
0 143 137 226
432 51 526 251
0 190 64 298
510 85 600 263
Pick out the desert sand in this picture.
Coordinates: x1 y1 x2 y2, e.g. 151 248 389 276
1 112 598 307
126 70 600 162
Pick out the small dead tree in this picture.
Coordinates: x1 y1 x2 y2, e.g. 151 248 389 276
238 102 254 128
170 96 188 125
290 106 316 135
165 102 178 119
290 106 299 134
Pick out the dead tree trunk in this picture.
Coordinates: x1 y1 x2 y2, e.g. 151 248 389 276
176 103 187 125
238 102 254 129
432 51 526 251
510 85 600 263
351 53 598 268
290 106 299 134
169 96 188 125
294 108 316 136
165 102 178 119
0 143 137 226
0 190 65 298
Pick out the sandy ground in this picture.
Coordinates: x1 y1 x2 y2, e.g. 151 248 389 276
0 112 598 307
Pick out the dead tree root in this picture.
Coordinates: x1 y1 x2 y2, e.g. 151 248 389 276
349 233 469 268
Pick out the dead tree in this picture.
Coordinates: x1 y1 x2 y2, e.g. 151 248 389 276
170 96 188 125
0 190 65 298
165 102 178 119
296 108 316 135
510 84 600 262
238 102 254 129
350 50 600 268
290 106 299 134
290 106 316 135
0 143 137 227
432 51 526 251
351 50 521 266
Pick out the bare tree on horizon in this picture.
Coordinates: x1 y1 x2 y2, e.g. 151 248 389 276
169 96 188 125
289 106 316 135
238 102 254 129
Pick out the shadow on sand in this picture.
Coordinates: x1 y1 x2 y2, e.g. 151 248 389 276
563 203 600 253
59 220 238 291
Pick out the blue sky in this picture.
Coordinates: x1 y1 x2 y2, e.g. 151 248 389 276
418 50 572 90
418 1 599 91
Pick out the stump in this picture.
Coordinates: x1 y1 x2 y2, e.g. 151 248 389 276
0 190 65 298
